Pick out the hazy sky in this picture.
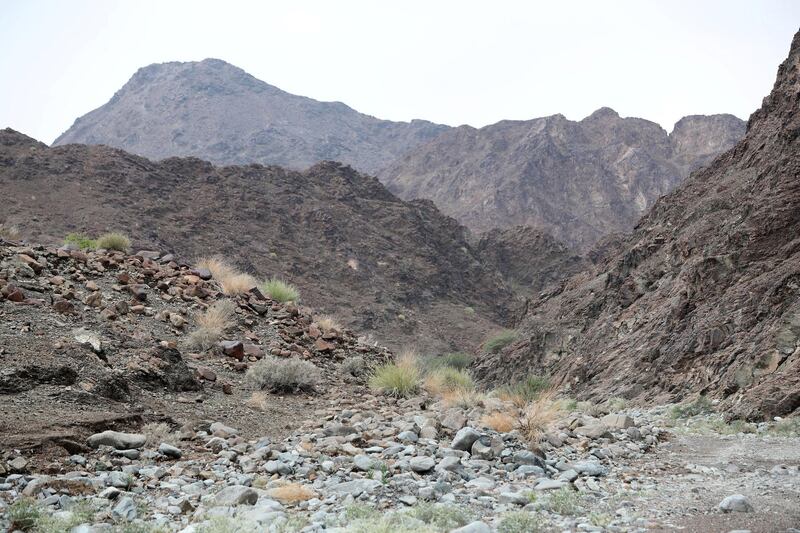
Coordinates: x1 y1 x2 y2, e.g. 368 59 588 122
2 1 798 143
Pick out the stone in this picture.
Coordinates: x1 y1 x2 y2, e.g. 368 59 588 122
73 328 103 354
719 494 753 513
451 427 481 451
210 422 239 437
409 456 435 472
466 477 495 491
112 496 138 520
572 460 609 477
158 443 182 459
574 424 612 439
87 431 146 450
220 340 245 360
329 479 381 497
601 414 635 429
452 522 492 533
7 456 28 472
214 485 259 506
53 298 75 314
535 479 568 491
353 455 375 471
500 491 530 505
129 284 148 301
441 411 467 431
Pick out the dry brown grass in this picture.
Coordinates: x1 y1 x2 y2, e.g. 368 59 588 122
315 314 341 334
0 223 20 241
197 256 257 295
141 422 178 447
188 300 237 350
481 411 517 433
244 391 269 411
268 483 317 504
441 388 487 409
517 389 562 446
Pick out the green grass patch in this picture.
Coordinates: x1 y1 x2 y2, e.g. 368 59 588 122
65 232 97 250
544 487 583 515
96 232 131 251
425 352 472 371
262 278 300 303
670 396 713 418
497 511 544 533
500 374 550 403
770 417 800 436
483 330 517 353
369 356 421 397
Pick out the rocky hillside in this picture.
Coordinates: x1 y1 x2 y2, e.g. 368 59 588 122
53 59 448 174
473 30 800 420
381 110 745 250
0 130 522 353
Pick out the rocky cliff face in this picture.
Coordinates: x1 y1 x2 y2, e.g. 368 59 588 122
473 31 800 420
381 110 745 250
1 129 521 352
53 59 448 174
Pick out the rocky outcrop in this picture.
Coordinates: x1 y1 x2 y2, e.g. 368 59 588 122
0 132 521 352
53 59 448 174
381 110 745 250
472 31 800 420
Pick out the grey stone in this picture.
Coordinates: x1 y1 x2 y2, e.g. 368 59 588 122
572 460 608 477
353 455 375 472
535 479 568 490
158 443 182 459
87 431 146 450
209 422 239 438
329 479 381 497
574 424 612 439
409 456 435 472
112 496 137 520
601 414 634 429
397 430 419 442
719 494 753 513
451 427 482 451
214 485 259 506
451 521 492 533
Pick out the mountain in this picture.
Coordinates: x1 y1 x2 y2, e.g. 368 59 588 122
1 129 523 353
53 59 449 174
473 31 800 420
381 110 746 249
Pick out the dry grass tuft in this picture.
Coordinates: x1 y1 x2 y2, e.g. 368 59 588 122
141 422 179 447
315 314 341 334
481 411 517 433
268 483 317 504
188 300 237 350
423 367 474 396
0 223 21 241
245 391 269 411
247 356 321 393
442 388 487 409
517 389 562 446
96 232 130 251
369 349 421 397
197 256 257 295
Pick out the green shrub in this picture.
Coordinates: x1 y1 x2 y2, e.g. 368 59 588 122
670 396 713 418
369 353 420 397
341 356 368 377
770 417 800 436
426 352 472 370
544 487 582 515
96 232 130 251
408 502 473 530
483 330 517 353
424 366 474 395
500 374 550 403
7 499 41 531
64 232 97 250
247 356 321 393
497 511 544 533
262 278 300 303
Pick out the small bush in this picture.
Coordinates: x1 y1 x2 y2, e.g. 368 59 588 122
315 314 341 333
197 256 257 295
262 278 300 303
423 367 474 396
7 499 41 531
188 300 236 350
544 487 582 515
341 356 368 377
483 330 517 353
64 232 97 250
0 222 20 241
369 350 421 397
245 391 269 411
247 356 321 393
517 390 562 446
95 232 130 251
408 502 473 530
268 483 317 504
426 352 472 370
770 417 800 436
670 396 713 418
497 511 544 533
499 374 551 406
197 516 260 533
442 388 487 409
141 422 178 447
481 411 517 433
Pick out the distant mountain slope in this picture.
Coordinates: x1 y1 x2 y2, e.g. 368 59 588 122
381 110 745 249
2 129 522 353
473 30 800 420
53 59 449 174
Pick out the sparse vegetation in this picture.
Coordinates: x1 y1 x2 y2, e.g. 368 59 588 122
770 416 800 436
247 355 321 393
315 314 341 333
197 516 260 533
7 499 41 531
341 355 368 377
141 422 179 447
369 350 421 397
408 502 473 530
483 329 517 353
605 396 627 411
197 256 258 295
187 300 236 350
441 388 487 409
96 232 131 251
244 391 269 411
481 410 517 433
0 222 20 241
425 352 472 371
543 487 582 515
262 278 300 303
517 389 562 445
64 232 97 250
499 374 550 406
423 366 474 396
497 510 544 533
670 395 713 418
268 482 317 504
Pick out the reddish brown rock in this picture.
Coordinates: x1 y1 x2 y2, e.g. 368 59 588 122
53 298 75 314
220 340 245 361
314 338 335 353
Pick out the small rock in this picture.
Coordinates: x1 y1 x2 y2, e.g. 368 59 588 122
601 414 635 429
87 430 146 450
452 522 492 533
158 443 182 459
409 456 435 473
214 485 259 506
719 494 753 513
451 427 481 451
112 496 138 520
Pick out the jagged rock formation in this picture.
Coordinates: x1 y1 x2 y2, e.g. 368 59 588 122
53 59 448 174
473 31 800 420
382 110 745 249
1 130 522 352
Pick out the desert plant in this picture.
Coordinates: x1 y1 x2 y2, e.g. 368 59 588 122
544 487 582 515
423 367 474 396
770 416 800 436
95 232 130 251
262 278 300 303
244 391 269 411
408 502 473 530
426 352 472 370
197 256 257 295
197 516 260 533
499 374 550 406
341 356 368 377
369 350 421 397
7 499 41 531
64 232 97 250
247 356 321 393
268 483 317 504
441 388 487 409
483 330 517 353
315 314 341 333
517 389 562 445
141 421 178 447
670 396 713 418
481 410 517 433
0 222 20 241
34 500 96 533
497 511 544 533
187 300 237 350
605 396 627 411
